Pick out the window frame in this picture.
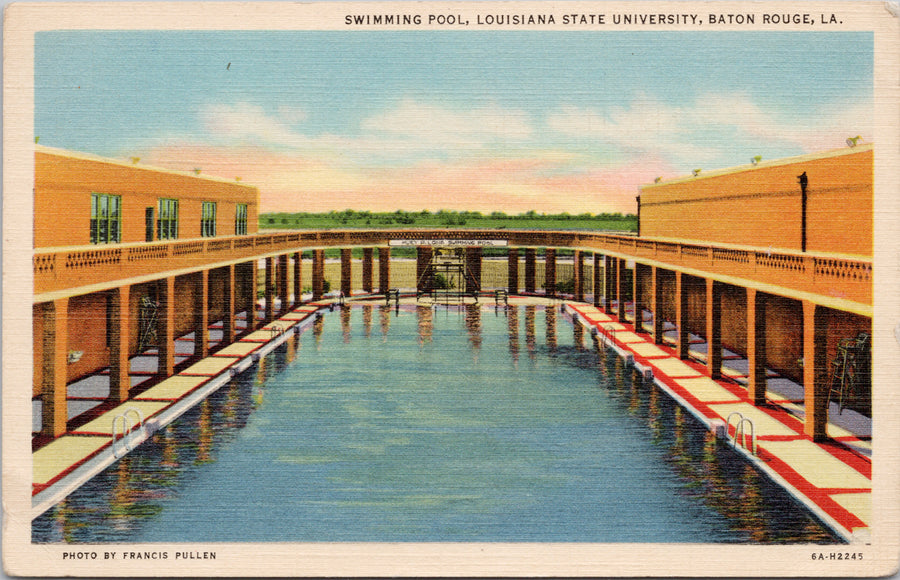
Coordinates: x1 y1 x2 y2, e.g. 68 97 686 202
235 203 248 235
157 198 179 240
90 192 122 244
201 201 217 237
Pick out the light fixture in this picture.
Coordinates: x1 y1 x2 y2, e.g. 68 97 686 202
846 136 862 147
235 177 242 182
130 157 140 164
692 168 702 177
193 168 202 175
751 155 762 166
654 176 662 183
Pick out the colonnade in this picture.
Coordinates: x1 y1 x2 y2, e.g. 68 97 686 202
37 243 860 444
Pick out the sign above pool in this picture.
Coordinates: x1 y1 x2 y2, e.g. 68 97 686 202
389 239 508 247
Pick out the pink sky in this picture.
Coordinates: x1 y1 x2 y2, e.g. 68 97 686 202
143 144 662 215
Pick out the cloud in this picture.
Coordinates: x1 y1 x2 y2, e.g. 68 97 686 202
545 92 872 171
200 102 311 148
361 98 533 147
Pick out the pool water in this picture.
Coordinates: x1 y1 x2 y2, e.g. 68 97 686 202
33 304 838 544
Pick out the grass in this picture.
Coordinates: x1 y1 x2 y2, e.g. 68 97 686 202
259 209 637 232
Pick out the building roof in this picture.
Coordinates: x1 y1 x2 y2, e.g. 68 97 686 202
35 144 256 189
642 143 873 189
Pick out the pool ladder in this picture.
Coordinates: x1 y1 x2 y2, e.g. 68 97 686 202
725 412 756 455
111 408 147 459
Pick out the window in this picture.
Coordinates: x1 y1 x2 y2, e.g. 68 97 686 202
235 203 248 235
201 202 217 237
90 193 121 244
157 198 179 240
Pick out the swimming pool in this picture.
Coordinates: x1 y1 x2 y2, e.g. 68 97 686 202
32 304 838 544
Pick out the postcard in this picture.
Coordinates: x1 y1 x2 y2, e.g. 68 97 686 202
3 1 899 577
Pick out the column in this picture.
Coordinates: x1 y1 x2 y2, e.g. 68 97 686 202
244 261 258 330
264 257 275 323
524 249 536 293
705 278 722 379
593 254 602 308
293 252 302 306
195 270 209 358
362 248 374 293
651 266 664 345
803 300 829 441
157 276 176 377
41 298 69 437
465 247 482 294
573 250 584 302
544 248 556 297
312 249 325 301
746 288 767 405
224 264 236 343
109 286 131 402
416 246 433 293
632 264 645 333
603 255 616 312
340 248 352 297
674 271 689 360
507 248 519 294
616 258 627 323
277 254 289 313
379 247 390 293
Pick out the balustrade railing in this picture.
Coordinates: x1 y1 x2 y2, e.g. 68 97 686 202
33 229 872 306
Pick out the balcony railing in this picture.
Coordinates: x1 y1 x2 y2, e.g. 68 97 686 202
33 229 872 308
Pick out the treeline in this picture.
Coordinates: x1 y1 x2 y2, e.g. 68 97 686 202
260 209 636 230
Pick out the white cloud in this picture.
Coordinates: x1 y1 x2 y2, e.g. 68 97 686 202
361 98 533 146
201 102 310 148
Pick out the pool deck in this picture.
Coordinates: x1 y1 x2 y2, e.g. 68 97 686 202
564 302 871 545
32 295 871 544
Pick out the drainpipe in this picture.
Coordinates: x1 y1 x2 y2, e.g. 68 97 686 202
798 172 808 252
635 195 641 237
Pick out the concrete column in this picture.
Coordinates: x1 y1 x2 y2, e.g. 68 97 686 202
632 264 644 332
803 300 829 441
41 298 69 438
616 258 628 323
603 255 616 312
243 261 258 330
379 247 390 293
573 250 584 302
416 246 434 293
651 266 664 344
524 249 536 293
195 270 209 358
362 248 374 293
264 257 275 323
746 288 767 405
312 249 325 301
157 276 176 377
593 254 602 308
465 247 482 294
224 264 236 343
277 254 289 313
340 248 352 297
507 248 519 294
293 252 302 306
109 285 131 402
674 271 689 360
705 278 722 379
544 248 556 297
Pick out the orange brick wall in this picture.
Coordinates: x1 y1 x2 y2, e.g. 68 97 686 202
35 149 259 248
639 148 872 256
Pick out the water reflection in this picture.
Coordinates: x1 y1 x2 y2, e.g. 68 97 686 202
362 305 373 338
507 307 519 364
545 307 557 354
32 306 840 545
379 305 391 339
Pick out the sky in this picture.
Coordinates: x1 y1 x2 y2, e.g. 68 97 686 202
34 31 873 214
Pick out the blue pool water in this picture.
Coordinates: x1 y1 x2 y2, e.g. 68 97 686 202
33 304 837 543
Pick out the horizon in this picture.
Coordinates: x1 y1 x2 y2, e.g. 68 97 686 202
36 30 872 215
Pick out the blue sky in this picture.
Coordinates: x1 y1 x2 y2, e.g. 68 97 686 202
35 31 873 213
